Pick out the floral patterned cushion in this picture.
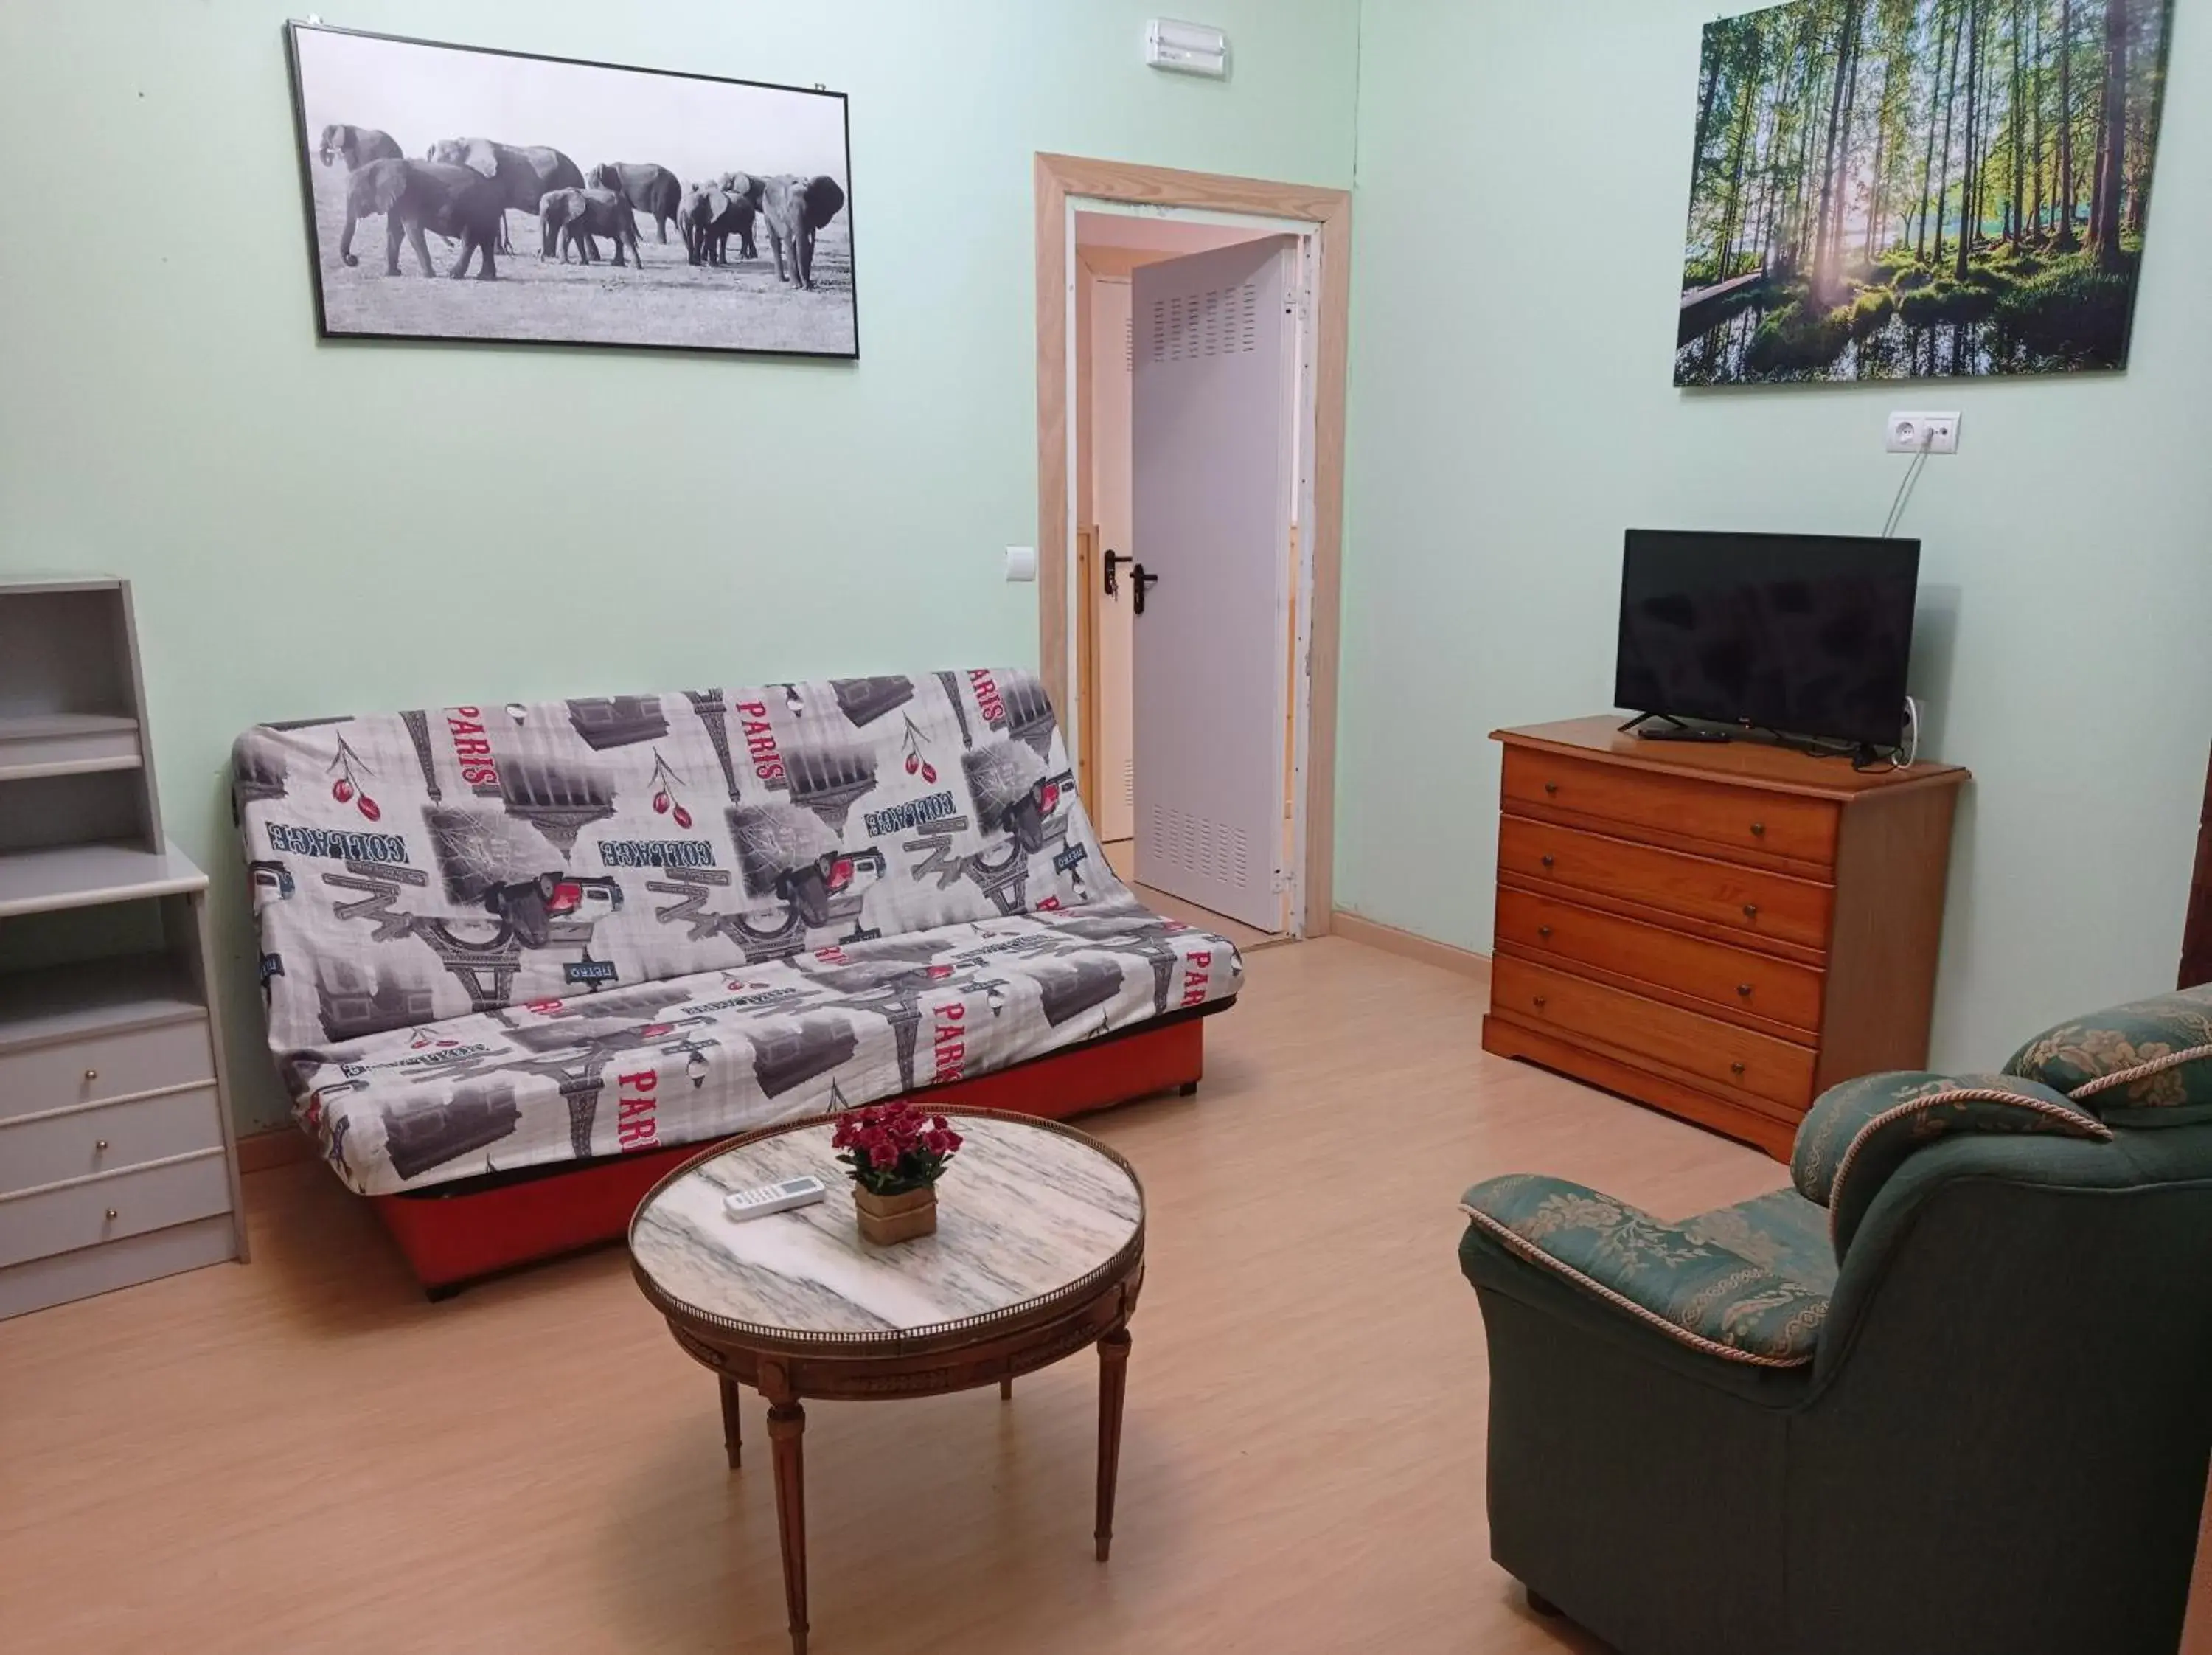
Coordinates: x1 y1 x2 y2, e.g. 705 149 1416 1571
2005 986 2212 1123
1460 1173 1828 1367
1681 1187 1838 1299
1791 1071 2110 1256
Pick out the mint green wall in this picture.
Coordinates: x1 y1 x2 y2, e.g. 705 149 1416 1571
0 1 1361 1132
1340 1 2212 1066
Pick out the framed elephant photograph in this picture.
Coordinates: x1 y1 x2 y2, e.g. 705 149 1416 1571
284 22 858 358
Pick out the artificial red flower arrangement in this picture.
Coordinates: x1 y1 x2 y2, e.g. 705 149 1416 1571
831 1101 964 1243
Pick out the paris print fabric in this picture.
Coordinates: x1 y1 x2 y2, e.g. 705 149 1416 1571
232 668 1241 1196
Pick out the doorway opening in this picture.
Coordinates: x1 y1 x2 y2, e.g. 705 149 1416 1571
1079 208 1300 946
1034 155 1352 946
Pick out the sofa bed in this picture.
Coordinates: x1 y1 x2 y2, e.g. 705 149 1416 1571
232 667 1240 1294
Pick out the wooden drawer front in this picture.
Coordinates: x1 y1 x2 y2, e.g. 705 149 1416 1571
0 1019 215 1125
0 1086 225 1197
0 1151 232 1269
1503 748 1839 865
1495 889 1825 1033
1491 957 1816 1110
1498 816 1832 951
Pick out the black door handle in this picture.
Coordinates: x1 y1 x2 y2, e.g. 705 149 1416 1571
1102 549 1126 596
1131 561 1159 615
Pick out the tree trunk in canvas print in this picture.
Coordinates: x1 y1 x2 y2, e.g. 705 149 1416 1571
1674 0 2173 384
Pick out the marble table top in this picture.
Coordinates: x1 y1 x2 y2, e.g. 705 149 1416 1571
630 1114 1143 1340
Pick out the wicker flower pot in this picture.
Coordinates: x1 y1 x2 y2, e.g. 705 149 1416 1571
853 1183 938 1245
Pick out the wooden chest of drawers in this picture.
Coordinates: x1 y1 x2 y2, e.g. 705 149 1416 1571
1481 718 1969 1158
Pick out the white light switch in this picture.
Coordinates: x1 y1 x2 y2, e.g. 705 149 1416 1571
1004 546 1037 582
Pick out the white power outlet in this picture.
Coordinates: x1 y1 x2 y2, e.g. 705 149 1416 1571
1885 411 1961 454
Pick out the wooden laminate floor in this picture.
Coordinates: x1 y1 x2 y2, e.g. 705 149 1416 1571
2 937 2206 1654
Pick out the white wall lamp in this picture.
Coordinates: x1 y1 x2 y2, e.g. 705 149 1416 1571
1146 18 1228 79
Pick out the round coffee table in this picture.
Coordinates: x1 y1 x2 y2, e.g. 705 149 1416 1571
628 1107 1147 1655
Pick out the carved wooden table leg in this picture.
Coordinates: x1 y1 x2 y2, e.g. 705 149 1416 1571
719 1376 743 1471
1094 1327 1132 1561
768 1403 809 1655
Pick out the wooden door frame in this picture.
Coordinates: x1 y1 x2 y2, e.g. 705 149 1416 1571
1035 152 1351 937
2183 741 2212 988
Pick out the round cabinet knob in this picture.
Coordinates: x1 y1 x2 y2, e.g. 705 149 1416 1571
1540 853 1556 870
1730 1061 1747 1078
1537 925 1553 940
1531 994 1548 1009
104 1208 119 1221
83 1067 99 1082
94 1138 111 1151
1543 780 1559 796
1742 903 1760 920
1750 821 1767 837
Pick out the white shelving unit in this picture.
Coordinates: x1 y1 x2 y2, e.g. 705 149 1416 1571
0 577 247 1319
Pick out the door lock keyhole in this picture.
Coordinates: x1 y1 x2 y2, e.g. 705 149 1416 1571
1102 549 1126 596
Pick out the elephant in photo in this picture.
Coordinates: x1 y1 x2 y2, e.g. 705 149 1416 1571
757 174 845 290
538 188 641 268
587 162 680 244
714 173 765 260
318 124 402 170
678 181 759 267
424 137 584 255
338 159 504 280
678 186 716 266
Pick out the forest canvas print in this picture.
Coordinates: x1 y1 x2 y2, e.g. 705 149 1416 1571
1676 0 2173 385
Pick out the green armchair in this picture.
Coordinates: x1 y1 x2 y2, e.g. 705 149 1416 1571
1458 986 2212 1655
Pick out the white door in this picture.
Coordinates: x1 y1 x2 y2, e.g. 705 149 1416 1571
1090 277 1136 842
1131 237 1295 931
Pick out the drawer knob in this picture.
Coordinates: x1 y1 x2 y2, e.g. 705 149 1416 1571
1750 821 1767 837
1540 853 1556 870
1532 995 1548 1010
1537 924 1553 940
1736 983 1753 999
1742 903 1759 920
105 1208 119 1221
83 1067 99 1082
1730 1061 1747 1078
94 1138 111 1151
1543 780 1559 796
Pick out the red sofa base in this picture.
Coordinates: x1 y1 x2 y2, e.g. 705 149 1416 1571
370 1013 1213 1297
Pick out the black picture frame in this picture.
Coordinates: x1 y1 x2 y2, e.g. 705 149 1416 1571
284 20 858 361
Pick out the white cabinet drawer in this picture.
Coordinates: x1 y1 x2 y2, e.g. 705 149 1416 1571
0 1151 232 1268
0 1018 215 1124
0 1085 225 1196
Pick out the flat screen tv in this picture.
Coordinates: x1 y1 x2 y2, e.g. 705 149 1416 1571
1614 530 1920 750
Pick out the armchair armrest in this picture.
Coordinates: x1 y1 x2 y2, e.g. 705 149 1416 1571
1459 1173 1826 1369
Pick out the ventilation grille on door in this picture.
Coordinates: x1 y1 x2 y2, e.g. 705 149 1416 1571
1150 282 1260 364
1149 804 1251 891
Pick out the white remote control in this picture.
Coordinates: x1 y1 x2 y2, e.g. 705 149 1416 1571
724 1175 830 1221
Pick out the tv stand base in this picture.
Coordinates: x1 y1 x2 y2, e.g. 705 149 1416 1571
1634 724 1735 743
1616 710 1733 742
